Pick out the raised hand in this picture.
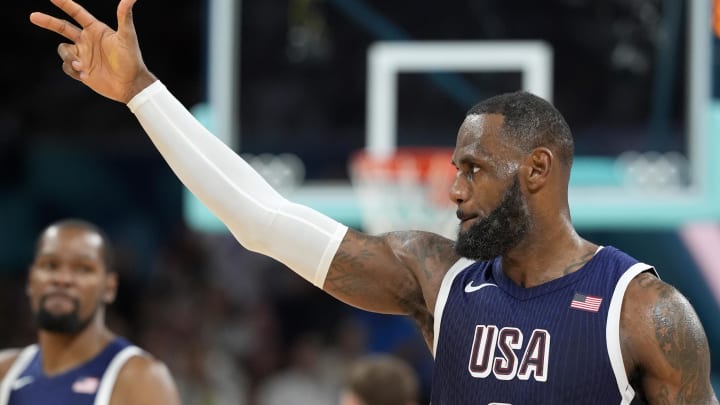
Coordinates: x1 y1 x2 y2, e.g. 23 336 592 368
30 0 157 103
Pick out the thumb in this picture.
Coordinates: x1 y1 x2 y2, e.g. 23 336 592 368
117 0 138 35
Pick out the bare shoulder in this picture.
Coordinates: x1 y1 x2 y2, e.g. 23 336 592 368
620 272 718 404
110 353 180 405
380 230 462 314
382 230 460 278
329 229 460 348
332 229 459 299
0 349 22 380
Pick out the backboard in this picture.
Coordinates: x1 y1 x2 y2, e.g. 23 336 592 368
185 0 719 233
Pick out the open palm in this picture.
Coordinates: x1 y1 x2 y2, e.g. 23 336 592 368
30 0 155 103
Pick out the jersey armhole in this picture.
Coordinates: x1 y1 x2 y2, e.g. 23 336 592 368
0 345 38 405
93 346 144 405
433 258 475 357
606 262 656 405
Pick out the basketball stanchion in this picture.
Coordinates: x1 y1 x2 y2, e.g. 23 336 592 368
349 147 458 239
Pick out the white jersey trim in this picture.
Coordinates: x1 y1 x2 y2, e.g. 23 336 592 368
606 262 656 405
94 345 143 405
433 257 475 357
0 345 39 405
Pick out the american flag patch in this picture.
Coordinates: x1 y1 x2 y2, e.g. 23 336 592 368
570 293 603 312
72 376 99 394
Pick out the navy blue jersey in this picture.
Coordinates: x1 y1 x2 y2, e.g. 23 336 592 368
0 337 142 405
431 246 656 405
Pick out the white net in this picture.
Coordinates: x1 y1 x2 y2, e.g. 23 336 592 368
349 148 458 239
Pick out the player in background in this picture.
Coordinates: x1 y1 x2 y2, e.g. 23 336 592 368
0 219 180 405
339 355 419 405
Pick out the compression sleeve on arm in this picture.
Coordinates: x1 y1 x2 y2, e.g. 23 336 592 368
127 81 348 287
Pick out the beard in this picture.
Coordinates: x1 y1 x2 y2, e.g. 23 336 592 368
455 176 531 261
34 295 93 334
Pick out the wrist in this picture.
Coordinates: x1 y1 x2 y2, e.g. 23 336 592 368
124 70 158 104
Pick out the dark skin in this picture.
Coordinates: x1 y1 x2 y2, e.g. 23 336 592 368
0 225 180 405
29 1 718 402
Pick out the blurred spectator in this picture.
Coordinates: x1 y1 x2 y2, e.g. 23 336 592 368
340 354 419 405
255 332 338 405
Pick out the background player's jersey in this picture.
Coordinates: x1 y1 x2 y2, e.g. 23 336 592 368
0 337 142 405
431 246 656 405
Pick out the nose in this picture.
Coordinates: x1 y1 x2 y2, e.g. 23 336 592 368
449 172 469 205
49 266 75 286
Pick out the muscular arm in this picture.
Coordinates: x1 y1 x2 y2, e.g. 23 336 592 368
621 272 719 404
326 230 458 344
110 355 180 405
327 229 457 313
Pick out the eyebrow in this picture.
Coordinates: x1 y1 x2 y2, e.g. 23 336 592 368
452 148 496 166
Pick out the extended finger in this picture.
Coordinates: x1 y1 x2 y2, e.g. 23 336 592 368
117 0 138 36
50 0 97 28
29 12 82 42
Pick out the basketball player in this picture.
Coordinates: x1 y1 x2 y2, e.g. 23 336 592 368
0 219 181 404
30 0 719 403
340 355 419 405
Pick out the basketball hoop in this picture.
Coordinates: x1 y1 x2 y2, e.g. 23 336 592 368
349 147 458 239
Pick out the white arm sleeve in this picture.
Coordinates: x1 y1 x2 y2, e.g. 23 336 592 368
127 81 348 287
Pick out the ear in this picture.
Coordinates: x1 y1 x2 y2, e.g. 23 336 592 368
102 272 118 305
523 147 553 193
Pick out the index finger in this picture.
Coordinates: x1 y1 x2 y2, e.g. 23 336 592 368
49 0 97 28
29 12 82 42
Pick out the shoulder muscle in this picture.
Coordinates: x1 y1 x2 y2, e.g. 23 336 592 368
110 354 180 405
621 272 718 404
328 229 457 313
328 229 458 349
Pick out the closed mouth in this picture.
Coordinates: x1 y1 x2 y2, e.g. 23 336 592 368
41 292 76 305
457 211 478 225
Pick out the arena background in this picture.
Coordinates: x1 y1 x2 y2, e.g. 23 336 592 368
2 0 719 403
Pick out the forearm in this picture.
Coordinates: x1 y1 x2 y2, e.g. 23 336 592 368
127 81 348 287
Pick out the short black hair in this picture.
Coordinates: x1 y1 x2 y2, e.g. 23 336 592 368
467 91 574 168
35 219 116 273
346 355 419 405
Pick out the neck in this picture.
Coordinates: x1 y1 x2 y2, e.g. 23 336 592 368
37 316 114 376
501 212 597 288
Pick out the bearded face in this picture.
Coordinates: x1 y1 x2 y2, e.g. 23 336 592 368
28 225 114 336
454 176 531 261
